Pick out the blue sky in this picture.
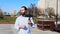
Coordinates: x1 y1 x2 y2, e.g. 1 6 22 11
0 0 38 13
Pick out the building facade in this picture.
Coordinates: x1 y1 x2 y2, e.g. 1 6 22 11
38 0 60 17
11 10 16 17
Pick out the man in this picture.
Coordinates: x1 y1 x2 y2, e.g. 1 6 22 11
14 6 35 34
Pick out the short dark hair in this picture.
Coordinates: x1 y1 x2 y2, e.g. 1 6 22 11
21 6 27 10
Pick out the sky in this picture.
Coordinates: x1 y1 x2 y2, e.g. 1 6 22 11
0 0 38 13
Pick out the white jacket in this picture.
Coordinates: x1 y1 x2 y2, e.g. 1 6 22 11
14 15 35 34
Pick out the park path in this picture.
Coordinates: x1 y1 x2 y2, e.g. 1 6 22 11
0 24 60 34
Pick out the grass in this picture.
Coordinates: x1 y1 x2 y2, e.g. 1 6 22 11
0 17 16 22
33 17 55 24
0 16 55 24
37 18 55 20
0 17 37 24
33 17 37 24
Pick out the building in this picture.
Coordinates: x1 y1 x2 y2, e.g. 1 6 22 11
38 0 60 17
11 10 16 17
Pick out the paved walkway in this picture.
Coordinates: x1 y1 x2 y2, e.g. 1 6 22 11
0 24 60 34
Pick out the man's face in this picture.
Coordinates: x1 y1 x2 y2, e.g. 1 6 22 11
20 8 26 15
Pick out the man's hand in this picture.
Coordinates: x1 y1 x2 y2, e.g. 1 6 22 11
28 20 32 26
19 24 26 29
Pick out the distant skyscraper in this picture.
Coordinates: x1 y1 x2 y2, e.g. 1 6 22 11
11 10 16 17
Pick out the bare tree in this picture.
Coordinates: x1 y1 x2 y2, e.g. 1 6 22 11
27 3 42 17
0 9 3 18
45 7 55 18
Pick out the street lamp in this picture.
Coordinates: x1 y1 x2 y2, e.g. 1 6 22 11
56 0 58 27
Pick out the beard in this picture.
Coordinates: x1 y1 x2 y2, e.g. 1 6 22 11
20 12 26 16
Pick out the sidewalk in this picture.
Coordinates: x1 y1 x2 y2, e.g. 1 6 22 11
0 24 60 34
0 24 14 34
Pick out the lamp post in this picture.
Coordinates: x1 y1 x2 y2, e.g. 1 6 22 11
56 0 58 27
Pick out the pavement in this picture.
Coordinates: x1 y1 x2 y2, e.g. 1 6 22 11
0 24 60 34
